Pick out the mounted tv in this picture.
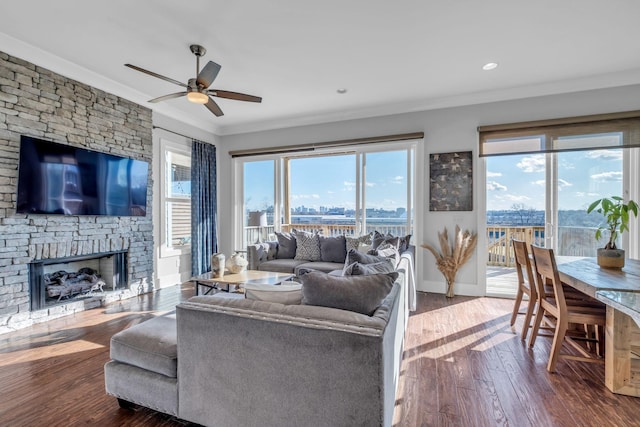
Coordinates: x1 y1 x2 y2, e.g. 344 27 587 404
16 135 149 216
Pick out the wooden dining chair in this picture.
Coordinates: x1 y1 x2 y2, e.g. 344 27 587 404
510 239 539 340
528 245 606 372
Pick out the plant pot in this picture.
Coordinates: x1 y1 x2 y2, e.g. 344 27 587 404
597 248 625 269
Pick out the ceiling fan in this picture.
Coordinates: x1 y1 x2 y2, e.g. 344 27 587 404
125 44 261 117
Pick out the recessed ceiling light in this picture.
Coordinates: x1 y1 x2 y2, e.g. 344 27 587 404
482 62 498 71
336 88 347 94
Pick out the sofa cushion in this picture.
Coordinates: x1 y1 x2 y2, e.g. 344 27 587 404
295 261 345 276
343 260 396 276
294 231 322 261
319 235 347 263
257 258 308 274
110 313 177 378
275 232 297 259
244 282 303 305
300 270 398 315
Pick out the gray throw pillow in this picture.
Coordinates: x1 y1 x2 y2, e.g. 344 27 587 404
345 233 373 252
343 260 396 276
368 243 400 268
344 248 389 266
300 271 398 315
294 231 322 261
319 235 347 263
275 232 297 259
371 231 400 250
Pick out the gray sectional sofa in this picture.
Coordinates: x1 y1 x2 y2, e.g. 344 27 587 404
104 236 415 426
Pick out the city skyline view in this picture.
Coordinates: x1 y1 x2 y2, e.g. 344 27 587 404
243 150 409 213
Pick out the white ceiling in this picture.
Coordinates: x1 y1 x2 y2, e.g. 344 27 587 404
2 1 640 136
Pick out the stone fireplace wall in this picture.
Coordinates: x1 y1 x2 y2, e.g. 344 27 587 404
0 51 153 333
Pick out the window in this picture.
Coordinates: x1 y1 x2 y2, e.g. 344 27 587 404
481 112 638 296
161 141 192 256
234 140 417 249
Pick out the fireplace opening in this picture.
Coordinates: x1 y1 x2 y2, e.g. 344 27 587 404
29 250 128 311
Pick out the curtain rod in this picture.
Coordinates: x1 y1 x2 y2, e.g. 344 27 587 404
153 125 213 143
229 132 424 158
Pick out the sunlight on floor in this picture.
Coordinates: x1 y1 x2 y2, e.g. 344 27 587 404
0 339 104 366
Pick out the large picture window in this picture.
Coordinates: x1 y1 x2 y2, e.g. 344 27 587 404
235 140 417 249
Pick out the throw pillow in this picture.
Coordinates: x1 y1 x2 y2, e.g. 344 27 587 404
343 248 393 275
343 260 396 276
300 271 398 316
345 233 373 252
275 232 297 259
371 231 400 251
368 242 400 268
294 231 322 261
244 282 303 305
319 235 347 263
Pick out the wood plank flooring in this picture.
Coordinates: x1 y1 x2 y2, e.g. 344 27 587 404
0 286 639 426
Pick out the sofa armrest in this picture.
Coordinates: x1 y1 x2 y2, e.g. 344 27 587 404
246 241 278 270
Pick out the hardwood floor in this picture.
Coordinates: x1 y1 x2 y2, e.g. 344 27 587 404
1 287 638 426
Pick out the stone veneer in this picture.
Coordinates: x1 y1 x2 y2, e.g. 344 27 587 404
0 51 153 333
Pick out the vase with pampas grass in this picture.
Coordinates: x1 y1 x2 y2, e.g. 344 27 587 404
421 225 477 298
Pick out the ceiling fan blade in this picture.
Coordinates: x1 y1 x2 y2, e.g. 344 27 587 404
125 64 187 88
205 98 224 117
209 89 262 103
148 92 188 103
196 61 222 89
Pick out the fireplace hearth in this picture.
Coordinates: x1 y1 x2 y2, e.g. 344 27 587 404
29 250 128 311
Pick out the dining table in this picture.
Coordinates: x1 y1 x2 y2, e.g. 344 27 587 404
556 256 640 397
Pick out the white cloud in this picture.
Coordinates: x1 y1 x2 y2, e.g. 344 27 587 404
291 194 320 200
487 180 507 191
591 171 622 182
496 194 531 202
517 155 545 173
366 182 375 187
558 178 572 188
576 191 601 198
586 150 623 161
391 176 404 184
532 179 545 186
487 171 502 178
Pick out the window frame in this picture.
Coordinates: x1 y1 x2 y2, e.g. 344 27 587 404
159 137 192 258
232 140 418 250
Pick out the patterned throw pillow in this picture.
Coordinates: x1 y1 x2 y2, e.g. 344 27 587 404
345 233 373 252
294 231 322 261
368 242 400 268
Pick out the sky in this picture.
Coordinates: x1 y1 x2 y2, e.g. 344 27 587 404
243 147 624 214
486 149 623 211
243 151 408 212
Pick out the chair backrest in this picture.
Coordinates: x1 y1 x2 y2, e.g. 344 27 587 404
530 245 567 310
512 239 537 300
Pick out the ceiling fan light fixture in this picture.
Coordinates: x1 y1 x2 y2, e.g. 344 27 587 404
187 91 209 104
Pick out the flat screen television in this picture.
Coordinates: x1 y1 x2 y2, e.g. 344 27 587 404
16 135 149 216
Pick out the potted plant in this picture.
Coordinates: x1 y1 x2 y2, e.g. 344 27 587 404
587 196 639 268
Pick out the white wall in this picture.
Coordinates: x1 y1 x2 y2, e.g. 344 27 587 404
152 112 219 289
216 84 640 296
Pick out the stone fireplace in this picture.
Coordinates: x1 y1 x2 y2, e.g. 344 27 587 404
29 250 128 310
0 50 154 333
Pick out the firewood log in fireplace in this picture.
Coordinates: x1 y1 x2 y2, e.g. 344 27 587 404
43 267 106 301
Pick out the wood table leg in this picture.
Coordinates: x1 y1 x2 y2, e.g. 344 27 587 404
605 306 640 396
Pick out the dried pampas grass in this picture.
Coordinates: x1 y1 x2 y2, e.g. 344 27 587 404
421 225 477 297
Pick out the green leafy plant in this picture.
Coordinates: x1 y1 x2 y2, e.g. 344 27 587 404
587 196 639 250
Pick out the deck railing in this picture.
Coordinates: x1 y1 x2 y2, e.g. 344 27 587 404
487 225 601 267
